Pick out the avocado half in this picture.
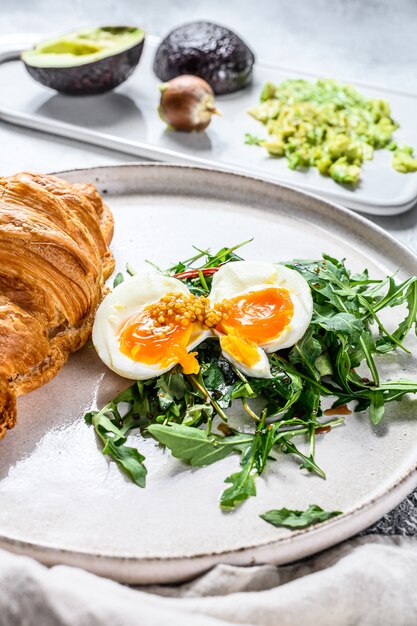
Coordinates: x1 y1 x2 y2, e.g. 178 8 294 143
153 21 255 95
22 26 145 95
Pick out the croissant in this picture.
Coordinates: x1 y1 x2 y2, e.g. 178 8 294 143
0 172 115 439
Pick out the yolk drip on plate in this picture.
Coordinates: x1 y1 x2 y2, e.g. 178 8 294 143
119 308 200 374
216 287 294 366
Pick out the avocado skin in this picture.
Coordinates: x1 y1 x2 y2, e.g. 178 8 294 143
23 40 144 95
153 22 255 95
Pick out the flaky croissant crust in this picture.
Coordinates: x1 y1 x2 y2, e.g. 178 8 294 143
0 172 115 438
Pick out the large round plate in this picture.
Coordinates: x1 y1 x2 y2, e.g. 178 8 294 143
1 164 417 584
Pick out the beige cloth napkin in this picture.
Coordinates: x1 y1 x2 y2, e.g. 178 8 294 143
1 536 416 626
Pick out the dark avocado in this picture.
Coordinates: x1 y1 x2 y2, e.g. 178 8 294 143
153 21 255 95
21 26 145 95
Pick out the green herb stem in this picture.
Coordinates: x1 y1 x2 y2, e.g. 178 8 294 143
241 398 261 422
187 373 229 423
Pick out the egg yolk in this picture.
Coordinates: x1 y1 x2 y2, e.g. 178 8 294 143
119 309 200 374
216 287 294 367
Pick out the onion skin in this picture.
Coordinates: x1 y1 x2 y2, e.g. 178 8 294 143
158 75 220 132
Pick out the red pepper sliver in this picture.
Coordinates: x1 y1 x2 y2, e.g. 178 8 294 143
173 267 220 280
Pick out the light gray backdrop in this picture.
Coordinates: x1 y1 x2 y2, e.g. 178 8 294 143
1 0 416 93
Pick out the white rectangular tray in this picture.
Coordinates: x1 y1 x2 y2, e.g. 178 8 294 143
1 36 417 215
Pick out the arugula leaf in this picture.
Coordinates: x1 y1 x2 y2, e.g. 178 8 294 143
87 245 417 513
156 374 184 414
113 272 124 288
368 390 385 425
102 437 147 487
376 379 417 393
220 457 257 510
147 423 253 466
313 310 363 340
183 403 213 426
163 240 252 296
202 361 225 391
248 357 303 415
219 413 320 510
86 397 147 487
289 328 322 380
198 342 256 409
393 280 417 343
315 352 333 377
280 439 326 478
260 504 342 529
292 380 323 421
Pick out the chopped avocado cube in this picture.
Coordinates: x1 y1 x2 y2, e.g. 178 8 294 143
246 77 416 186
329 158 361 185
392 145 417 173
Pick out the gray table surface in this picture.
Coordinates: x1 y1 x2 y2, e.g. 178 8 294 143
1 0 417 535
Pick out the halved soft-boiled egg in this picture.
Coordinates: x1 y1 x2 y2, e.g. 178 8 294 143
209 261 313 378
92 271 211 379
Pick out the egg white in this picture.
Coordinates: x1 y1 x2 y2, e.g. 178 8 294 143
93 271 211 380
209 260 313 377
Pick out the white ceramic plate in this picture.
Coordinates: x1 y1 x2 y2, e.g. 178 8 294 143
1 164 417 584
1 37 417 215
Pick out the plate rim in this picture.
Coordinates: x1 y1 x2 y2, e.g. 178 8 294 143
2 162 417 584
57 162 417 258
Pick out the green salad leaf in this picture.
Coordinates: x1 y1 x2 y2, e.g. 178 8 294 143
260 504 342 529
221 458 257 510
147 423 252 466
85 242 417 513
85 384 148 487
